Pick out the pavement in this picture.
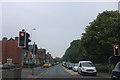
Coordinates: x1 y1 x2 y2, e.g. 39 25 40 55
21 67 43 78
0 69 2 79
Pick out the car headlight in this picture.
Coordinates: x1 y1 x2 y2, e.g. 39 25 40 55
94 68 97 72
81 68 86 71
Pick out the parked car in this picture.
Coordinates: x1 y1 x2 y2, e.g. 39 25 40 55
62 61 66 66
48 63 52 67
111 61 120 80
72 63 79 72
67 63 74 69
66 62 69 68
2 62 15 69
77 61 97 76
43 63 49 68
0 62 3 69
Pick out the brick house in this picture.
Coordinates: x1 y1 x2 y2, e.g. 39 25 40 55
0 37 54 67
1 37 22 64
46 52 53 63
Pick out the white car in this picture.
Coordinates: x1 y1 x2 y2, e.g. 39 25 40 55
48 63 52 67
77 61 97 76
72 63 79 72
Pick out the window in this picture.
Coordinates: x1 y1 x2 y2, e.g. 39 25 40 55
81 62 94 67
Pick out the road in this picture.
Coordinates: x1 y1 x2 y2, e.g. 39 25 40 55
21 64 111 80
39 64 70 78
0 64 111 80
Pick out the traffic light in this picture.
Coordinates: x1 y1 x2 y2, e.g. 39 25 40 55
114 45 119 56
18 31 26 48
25 33 31 50
35 45 38 54
32 44 38 54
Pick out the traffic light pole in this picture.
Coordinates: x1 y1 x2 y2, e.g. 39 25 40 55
108 56 113 74
32 42 35 75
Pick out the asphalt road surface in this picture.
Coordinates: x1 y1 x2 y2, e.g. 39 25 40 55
39 64 110 78
39 64 70 78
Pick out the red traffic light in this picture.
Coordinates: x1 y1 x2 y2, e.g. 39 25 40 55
18 31 26 48
114 46 119 49
114 45 119 56
20 32 25 36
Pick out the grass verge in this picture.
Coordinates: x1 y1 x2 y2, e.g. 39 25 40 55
95 64 111 73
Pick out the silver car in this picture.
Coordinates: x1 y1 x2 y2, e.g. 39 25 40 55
2 62 15 69
111 61 120 80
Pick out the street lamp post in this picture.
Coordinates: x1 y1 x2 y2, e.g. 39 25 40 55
30 28 36 75
31 28 36 44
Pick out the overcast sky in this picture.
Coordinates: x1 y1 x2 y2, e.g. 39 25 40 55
0 1 119 58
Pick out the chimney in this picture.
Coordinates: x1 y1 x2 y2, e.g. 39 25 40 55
15 37 18 41
2 37 7 41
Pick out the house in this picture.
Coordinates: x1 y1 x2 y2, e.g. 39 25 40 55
1 37 22 64
36 48 46 65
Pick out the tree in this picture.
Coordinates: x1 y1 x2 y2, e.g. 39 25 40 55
62 10 120 63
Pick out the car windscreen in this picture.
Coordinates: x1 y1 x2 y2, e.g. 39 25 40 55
115 62 120 70
118 64 120 70
81 62 94 67
74 63 78 66
4 63 14 65
44 63 49 64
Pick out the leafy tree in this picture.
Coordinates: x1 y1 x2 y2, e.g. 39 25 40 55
62 10 120 63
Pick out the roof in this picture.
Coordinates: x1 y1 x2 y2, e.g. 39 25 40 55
8 38 14 41
79 61 92 63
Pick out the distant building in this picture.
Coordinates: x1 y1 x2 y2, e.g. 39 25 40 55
36 49 54 65
36 48 46 65
46 52 53 63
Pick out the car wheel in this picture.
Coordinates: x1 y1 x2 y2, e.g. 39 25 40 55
80 71 83 75
94 73 97 76
111 77 117 80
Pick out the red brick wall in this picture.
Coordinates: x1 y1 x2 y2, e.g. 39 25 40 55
2 37 22 64
2 38 7 63
14 37 21 63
